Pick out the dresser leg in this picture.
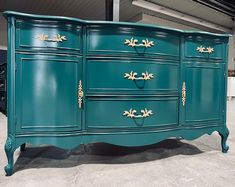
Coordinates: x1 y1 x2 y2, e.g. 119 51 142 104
20 143 26 152
4 135 15 176
219 128 229 153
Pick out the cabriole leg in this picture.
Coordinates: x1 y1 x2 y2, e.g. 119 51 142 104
219 128 229 153
4 136 15 176
20 143 26 152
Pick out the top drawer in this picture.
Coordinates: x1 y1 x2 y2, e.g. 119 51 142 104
184 35 227 60
15 19 82 53
87 25 180 58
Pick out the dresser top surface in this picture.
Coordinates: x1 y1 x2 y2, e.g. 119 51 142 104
3 11 231 38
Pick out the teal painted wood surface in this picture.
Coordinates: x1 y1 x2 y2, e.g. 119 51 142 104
86 97 178 129
86 59 179 93
15 19 82 52
87 25 180 57
3 11 230 176
182 62 225 125
15 54 82 133
184 35 226 60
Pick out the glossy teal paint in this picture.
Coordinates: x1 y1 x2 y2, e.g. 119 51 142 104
15 19 82 53
15 54 82 133
86 97 178 129
86 59 179 94
3 11 230 176
182 62 224 125
184 35 226 60
87 25 180 57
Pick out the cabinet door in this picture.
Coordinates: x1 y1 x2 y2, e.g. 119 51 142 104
15 54 82 133
180 62 225 125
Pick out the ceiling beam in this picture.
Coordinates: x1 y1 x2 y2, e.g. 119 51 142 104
132 0 232 33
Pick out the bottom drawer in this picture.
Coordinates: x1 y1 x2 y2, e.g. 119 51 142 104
86 97 178 129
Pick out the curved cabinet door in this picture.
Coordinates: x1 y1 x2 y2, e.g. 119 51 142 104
15 54 82 133
180 62 225 126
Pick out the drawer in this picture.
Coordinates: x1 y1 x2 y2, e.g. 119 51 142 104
184 35 227 60
86 97 178 129
16 19 82 52
86 59 179 94
87 25 180 57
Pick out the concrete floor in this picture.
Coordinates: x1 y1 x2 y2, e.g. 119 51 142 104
0 101 234 187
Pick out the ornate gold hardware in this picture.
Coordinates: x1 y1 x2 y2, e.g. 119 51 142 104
124 38 154 48
182 82 186 106
36 33 67 42
123 108 153 118
124 71 154 81
78 80 84 109
196 46 214 54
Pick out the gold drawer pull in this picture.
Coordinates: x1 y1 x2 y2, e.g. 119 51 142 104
0 70 5 75
78 80 84 109
124 71 154 81
182 81 186 106
196 46 214 54
124 38 154 48
123 108 153 118
0 83 4 88
36 33 67 43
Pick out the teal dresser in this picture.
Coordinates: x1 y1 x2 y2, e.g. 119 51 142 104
3 11 230 176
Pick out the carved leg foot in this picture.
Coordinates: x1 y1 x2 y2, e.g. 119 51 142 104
4 136 15 176
20 143 26 152
219 128 229 153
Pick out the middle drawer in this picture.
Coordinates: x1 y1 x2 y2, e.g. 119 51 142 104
86 59 179 94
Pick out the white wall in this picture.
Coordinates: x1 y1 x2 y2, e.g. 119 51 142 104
228 35 235 70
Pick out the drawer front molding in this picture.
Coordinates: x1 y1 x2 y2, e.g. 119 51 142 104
86 59 179 93
87 25 180 58
16 20 82 52
86 98 178 129
184 35 226 60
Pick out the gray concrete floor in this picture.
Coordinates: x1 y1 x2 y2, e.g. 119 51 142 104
0 100 235 187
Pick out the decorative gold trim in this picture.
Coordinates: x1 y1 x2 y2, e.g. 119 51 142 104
182 82 186 106
78 80 83 109
123 108 153 118
124 38 154 48
124 71 154 81
36 33 67 42
196 46 214 54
